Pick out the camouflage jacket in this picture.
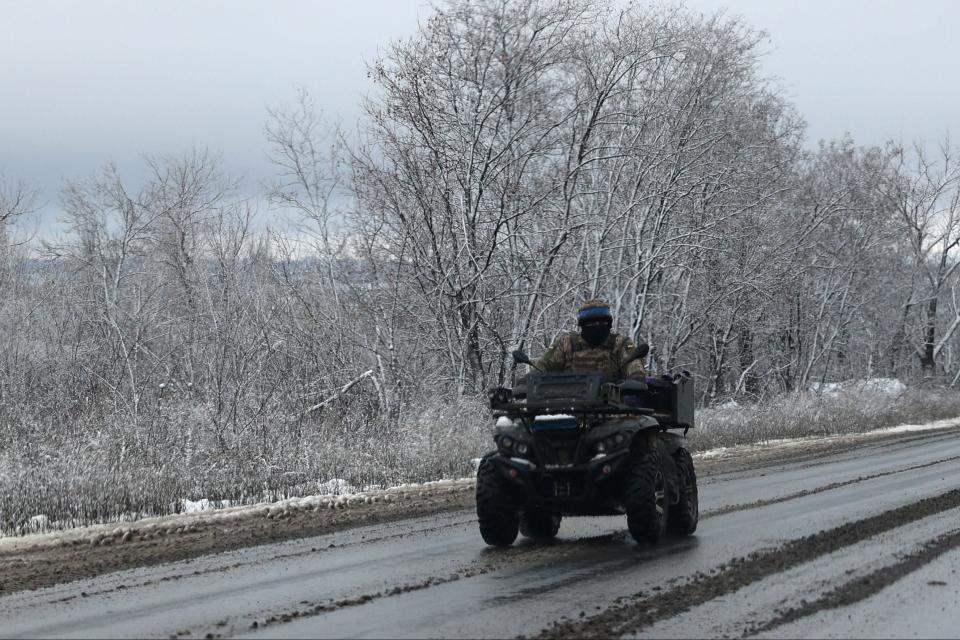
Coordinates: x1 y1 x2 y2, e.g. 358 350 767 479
534 332 646 381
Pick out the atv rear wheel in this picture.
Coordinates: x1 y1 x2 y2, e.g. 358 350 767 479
476 457 519 547
519 509 561 540
625 449 667 544
669 448 699 535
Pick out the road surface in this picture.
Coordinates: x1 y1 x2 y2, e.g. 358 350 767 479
3 426 960 638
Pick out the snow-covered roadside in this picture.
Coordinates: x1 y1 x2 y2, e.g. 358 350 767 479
5 414 960 555
0 478 474 554
694 415 960 460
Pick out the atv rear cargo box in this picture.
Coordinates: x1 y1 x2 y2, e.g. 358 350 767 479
641 376 694 429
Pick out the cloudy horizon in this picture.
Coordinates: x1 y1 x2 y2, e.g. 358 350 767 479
4 0 959 234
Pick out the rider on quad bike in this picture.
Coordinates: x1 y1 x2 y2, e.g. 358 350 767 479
535 299 647 383
477 299 698 547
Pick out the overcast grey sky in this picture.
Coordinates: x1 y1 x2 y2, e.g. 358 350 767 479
3 0 960 228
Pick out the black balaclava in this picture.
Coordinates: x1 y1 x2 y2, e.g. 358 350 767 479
581 320 611 346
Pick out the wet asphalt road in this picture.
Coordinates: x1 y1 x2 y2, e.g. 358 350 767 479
4 427 960 639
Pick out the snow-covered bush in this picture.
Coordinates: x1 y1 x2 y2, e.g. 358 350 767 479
0 391 492 535
691 382 960 452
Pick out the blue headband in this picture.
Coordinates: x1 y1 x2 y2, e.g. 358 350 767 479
577 306 611 321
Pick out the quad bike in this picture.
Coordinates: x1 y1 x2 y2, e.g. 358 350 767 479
477 345 698 547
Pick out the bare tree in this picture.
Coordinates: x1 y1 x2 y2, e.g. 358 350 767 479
879 139 960 376
0 175 37 260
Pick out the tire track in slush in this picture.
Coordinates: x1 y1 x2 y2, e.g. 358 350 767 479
535 487 960 639
190 532 629 639
700 453 960 518
745 526 960 637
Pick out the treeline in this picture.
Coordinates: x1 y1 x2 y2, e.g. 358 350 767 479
2 0 960 526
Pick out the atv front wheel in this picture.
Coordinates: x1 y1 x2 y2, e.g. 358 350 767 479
669 448 699 535
519 509 561 540
476 457 519 547
625 449 667 544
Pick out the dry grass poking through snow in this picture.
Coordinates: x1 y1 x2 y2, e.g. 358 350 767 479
0 395 491 536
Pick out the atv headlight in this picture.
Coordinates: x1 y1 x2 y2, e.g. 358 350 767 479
501 436 514 450
515 442 529 455
595 432 629 456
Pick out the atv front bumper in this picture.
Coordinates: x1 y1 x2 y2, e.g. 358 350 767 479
486 451 630 513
